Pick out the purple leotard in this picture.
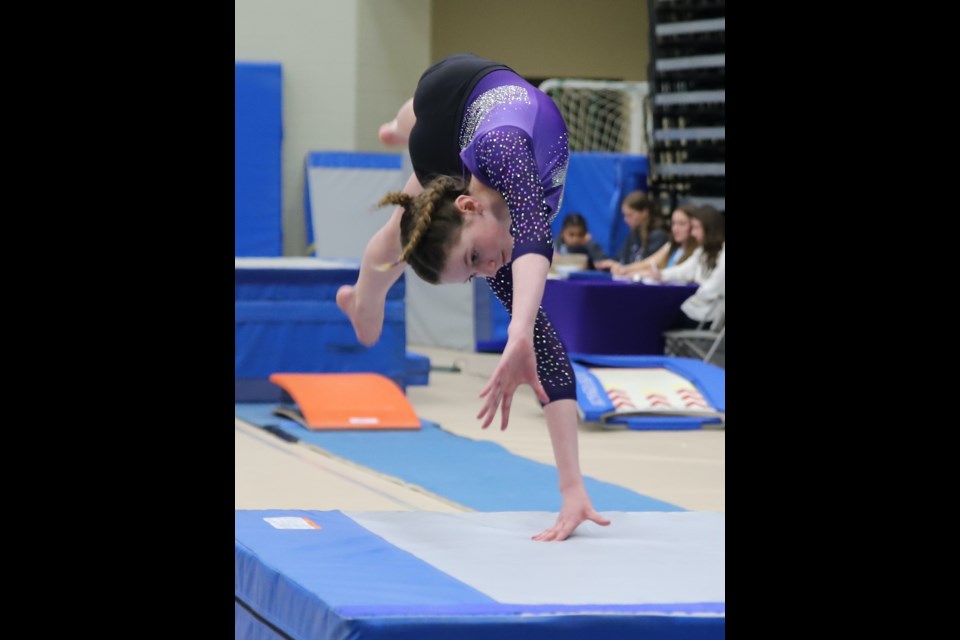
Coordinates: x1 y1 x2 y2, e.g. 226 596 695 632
458 70 576 403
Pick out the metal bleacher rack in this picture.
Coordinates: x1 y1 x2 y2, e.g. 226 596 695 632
646 0 725 216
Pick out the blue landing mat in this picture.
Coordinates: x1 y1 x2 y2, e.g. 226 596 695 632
236 404 682 512
236 510 723 640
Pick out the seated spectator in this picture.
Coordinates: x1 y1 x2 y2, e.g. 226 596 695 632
611 204 699 277
649 205 725 329
595 191 669 271
553 213 608 268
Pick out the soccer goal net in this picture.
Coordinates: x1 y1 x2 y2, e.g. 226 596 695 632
538 79 652 155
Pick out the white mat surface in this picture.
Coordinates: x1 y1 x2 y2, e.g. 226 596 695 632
346 511 724 605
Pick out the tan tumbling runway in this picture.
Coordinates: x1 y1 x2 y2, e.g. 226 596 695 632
235 345 724 514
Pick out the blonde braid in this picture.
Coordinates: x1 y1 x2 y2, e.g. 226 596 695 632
373 182 446 271
398 184 441 263
373 192 415 271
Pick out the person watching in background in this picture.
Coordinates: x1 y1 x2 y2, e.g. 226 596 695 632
649 205 725 329
595 191 669 271
553 213 608 269
610 204 699 278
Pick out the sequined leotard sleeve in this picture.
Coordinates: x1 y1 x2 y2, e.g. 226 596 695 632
468 125 576 403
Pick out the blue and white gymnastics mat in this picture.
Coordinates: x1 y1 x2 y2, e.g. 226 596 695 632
236 509 724 640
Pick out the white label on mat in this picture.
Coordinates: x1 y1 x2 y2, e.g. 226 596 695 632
263 517 321 530
349 417 379 425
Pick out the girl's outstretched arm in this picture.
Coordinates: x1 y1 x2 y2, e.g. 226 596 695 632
533 399 611 541
477 252 550 430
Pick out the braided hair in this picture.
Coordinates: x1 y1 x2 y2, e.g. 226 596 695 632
378 175 471 284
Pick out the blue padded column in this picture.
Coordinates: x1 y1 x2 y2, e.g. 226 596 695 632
235 61 283 257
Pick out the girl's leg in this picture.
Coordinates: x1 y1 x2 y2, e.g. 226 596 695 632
336 171 424 345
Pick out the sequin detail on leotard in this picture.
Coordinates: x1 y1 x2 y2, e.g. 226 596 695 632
546 132 569 213
473 128 575 402
458 77 575 402
485 268 577 402
459 85 532 151
474 127 554 257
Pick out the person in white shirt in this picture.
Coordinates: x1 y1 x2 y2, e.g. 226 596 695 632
649 205 724 328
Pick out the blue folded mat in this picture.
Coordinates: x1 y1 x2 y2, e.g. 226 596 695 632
572 355 725 430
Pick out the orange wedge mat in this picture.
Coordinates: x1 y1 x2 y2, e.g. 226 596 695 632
268 373 421 430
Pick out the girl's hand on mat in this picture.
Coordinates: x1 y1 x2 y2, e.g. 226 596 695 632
533 485 611 542
478 333 549 431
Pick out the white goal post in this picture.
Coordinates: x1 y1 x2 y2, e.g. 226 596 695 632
538 79 652 155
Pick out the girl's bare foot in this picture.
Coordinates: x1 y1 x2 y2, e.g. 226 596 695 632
336 285 384 346
378 120 408 147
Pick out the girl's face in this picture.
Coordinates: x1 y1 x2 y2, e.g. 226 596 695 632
439 196 514 283
690 218 705 244
621 205 648 229
561 225 588 247
670 209 692 243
